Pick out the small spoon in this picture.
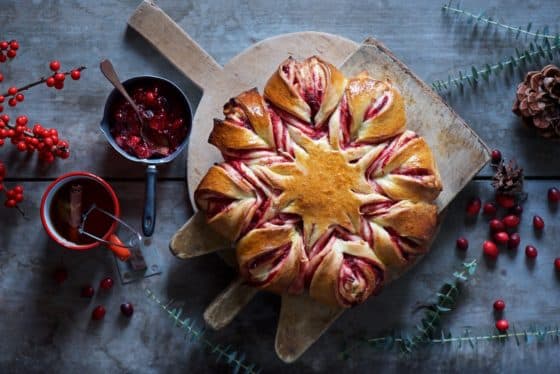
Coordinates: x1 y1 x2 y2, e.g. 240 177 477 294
99 59 170 156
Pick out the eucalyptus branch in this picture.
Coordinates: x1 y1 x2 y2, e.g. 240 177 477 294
432 39 560 91
442 2 558 43
341 259 477 358
145 289 261 374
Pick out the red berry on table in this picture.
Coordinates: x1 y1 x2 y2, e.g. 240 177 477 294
483 202 497 216
533 215 545 230
16 142 27 152
4 199 16 208
54 72 65 82
0 54 5 63
91 305 106 321
7 86 17 96
49 60 61 71
548 187 560 203
555 258 560 271
99 276 114 290
525 245 538 259
70 69 81 80
466 197 481 216
456 237 469 250
496 319 509 332
502 215 520 228
120 303 134 317
0 41 7 50
491 149 502 164
493 231 509 245
496 194 515 209
81 285 95 298
9 40 19 50
489 219 505 232
6 49 16 59
53 267 68 284
508 233 521 249
8 98 16 107
15 93 24 102
54 81 64 90
493 299 506 311
483 240 499 259
46 77 55 87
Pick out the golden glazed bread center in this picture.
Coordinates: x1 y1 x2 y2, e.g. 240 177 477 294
195 56 442 307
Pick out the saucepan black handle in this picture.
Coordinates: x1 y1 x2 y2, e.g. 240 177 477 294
143 165 158 237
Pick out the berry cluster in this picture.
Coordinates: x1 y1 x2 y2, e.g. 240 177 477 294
0 161 24 209
0 60 84 112
459 152 560 270
0 114 69 163
54 270 134 320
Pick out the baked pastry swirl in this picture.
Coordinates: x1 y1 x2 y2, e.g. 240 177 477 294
195 56 442 308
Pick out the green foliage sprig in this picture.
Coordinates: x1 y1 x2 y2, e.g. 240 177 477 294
434 2 560 92
341 259 477 358
442 1 558 43
145 289 261 374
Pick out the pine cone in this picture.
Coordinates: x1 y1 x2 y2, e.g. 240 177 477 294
491 160 524 196
513 64 560 138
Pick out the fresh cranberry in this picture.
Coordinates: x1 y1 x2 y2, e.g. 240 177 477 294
99 277 114 290
496 319 509 332
548 187 560 203
483 240 499 259
489 219 505 232
491 149 502 164
466 197 481 216
482 202 497 216
53 267 68 284
120 303 134 317
508 233 521 249
555 258 560 271
493 232 509 245
502 215 520 228
533 215 545 230
493 299 506 311
92 305 106 320
525 245 538 259
496 194 515 209
456 237 469 251
49 60 61 72
81 285 95 298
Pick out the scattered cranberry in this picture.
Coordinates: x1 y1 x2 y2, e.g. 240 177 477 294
493 232 509 245
489 219 506 232
53 267 68 284
483 240 499 259
120 303 134 317
7 86 17 96
491 149 502 164
525 245 538 259
548 187 560 203
91 305 106 321
456 237 469 250
70 69 81 80
496 319 509 332
509 204 523 216
466 197 481 216
49 60 61 71
493 299 506 311
99 276 114 290
483 202 497 216
533 215 545 230
555 258 560 271
502 215 520 228
81 285 95 298
496 194 515 209
508 233 521 249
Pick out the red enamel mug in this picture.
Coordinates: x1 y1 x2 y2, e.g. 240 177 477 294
40 171 131 260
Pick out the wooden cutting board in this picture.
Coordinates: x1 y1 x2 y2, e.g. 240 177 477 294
128 0 490 363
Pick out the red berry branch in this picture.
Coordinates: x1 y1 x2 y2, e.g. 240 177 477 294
0 39 85 212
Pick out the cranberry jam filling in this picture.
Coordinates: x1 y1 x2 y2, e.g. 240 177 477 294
110 82 189 159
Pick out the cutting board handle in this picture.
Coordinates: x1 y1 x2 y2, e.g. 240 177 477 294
128 1 223 91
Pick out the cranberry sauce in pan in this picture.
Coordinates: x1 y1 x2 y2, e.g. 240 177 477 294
110 81 189 159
